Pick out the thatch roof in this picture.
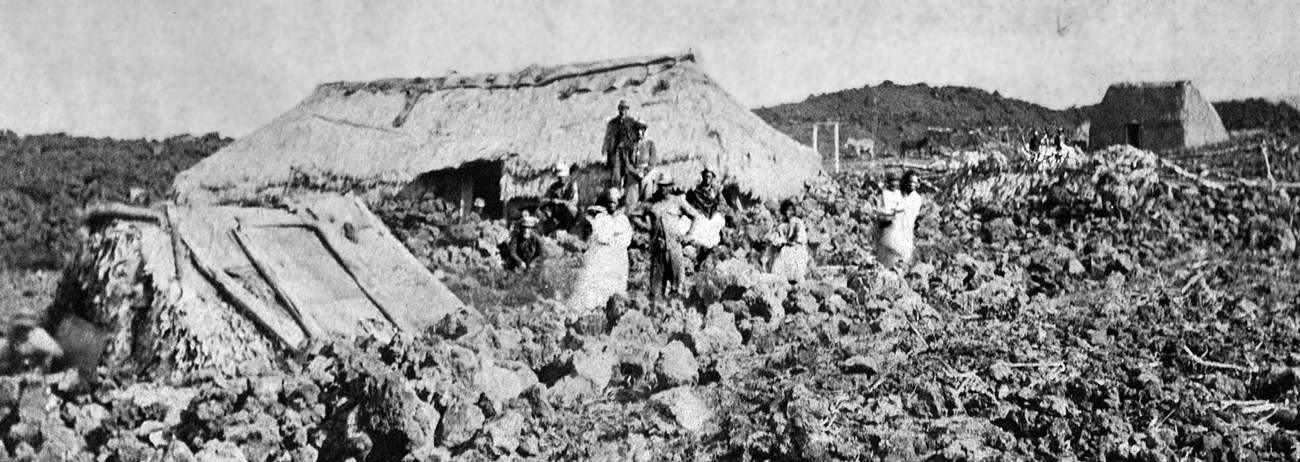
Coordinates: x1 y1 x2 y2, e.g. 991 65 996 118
175 52 822 205
1089 80 1229 151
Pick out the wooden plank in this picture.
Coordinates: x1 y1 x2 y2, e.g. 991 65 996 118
231 228 328 340
307 222 414 332
183 238 307 349
235 226 392 336
164 206 185 283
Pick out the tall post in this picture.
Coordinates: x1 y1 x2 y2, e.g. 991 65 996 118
811 124 818 157
833 123 841 173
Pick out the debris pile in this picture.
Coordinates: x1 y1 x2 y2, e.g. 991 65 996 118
5 142 1300 460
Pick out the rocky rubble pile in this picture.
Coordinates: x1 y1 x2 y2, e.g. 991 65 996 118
5 144 1300 461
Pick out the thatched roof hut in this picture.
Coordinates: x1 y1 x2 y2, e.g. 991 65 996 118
1089 81 1229 151
174 52 821 210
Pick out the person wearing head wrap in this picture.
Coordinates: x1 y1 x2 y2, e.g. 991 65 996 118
642 174 702 301
501 215 544 271
603 100 647 188
684 168 726 268
685 168 721 216
567 187 634 312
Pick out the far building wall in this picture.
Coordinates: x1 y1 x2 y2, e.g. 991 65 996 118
1089 81 1229 152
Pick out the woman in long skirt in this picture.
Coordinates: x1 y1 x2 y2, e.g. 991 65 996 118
768 200 811 284
568 189 633 312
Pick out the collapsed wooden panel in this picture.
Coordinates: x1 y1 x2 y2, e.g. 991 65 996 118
235 226 389 335
171 195 468 348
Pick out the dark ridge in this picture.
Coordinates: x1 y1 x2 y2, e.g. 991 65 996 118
0 131 233 269
753 82 1089 155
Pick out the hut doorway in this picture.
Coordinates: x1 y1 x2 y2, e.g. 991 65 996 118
1125 123 1142 149
397 160 505 217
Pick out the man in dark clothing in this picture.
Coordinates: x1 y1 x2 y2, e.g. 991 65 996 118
643 175 703 302
603 100 646 188
501 216 544 271
543 163 579 234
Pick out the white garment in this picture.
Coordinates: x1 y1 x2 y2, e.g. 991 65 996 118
568 212 633 312
769 217 811 283
685 213 725 248
880 189 905 216
878 192 923 266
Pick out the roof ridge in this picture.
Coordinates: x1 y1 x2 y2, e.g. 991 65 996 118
320 51 696 96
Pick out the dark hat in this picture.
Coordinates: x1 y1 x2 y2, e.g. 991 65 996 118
618 100 630 109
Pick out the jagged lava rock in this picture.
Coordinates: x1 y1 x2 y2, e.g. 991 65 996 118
656 341 699 386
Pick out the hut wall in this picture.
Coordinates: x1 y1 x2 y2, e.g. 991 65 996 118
49 216 280 381
1089 82 1229 151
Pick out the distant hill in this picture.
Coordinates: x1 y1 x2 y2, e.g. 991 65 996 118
753 81 1089 156
0 131 231 269
1211 98 1300 132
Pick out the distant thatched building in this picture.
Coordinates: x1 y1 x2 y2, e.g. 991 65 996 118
1089 81 1229 151
175 52 821 213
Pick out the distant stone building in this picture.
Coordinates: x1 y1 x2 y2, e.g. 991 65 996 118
1089 81 1229 151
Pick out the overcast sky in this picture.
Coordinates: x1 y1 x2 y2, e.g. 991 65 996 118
2 0 1297 138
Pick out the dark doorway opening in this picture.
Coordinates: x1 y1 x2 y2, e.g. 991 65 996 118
1125 123 1141 149
397 160 505 217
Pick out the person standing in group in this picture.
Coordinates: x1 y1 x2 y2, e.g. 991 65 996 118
603 100 646 188
873 171 903 233
643 174 703 302
877 171 924 268
567 188 633 312
767 200 811 284
685 168 725 269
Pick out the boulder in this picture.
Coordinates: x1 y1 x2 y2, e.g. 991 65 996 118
742 275 789 323
474 360 525 409
611 310 658 345
164 440 197 462
438 402 485 448
484 411 525 454
650 387 713 434
407 402 441 448
546 375 595 406
693 305 742 358
784 289 819 314
655 341 699 386
196 441 247 462
572 344 617 390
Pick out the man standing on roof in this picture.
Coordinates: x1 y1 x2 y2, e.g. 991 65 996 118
603 100 646 189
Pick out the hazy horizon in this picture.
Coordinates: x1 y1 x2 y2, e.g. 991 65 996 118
3 0 1298 139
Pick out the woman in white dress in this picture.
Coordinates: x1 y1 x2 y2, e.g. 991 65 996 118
877 171 922 268
768 200 811 284
567 188 633 312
